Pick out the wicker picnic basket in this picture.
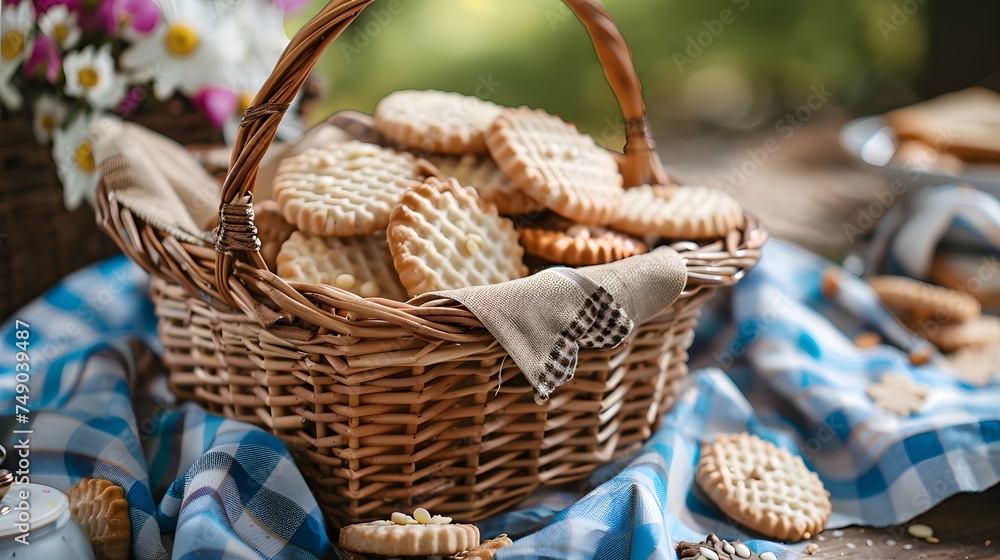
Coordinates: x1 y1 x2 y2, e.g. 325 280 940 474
97 0 765 528
0 102 219 320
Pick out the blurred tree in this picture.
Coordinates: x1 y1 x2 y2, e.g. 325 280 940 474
284 0 932 144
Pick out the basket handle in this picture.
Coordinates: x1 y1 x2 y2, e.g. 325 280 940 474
215 0 668 305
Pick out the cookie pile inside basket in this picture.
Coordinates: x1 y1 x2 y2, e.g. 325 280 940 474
263 89 746 299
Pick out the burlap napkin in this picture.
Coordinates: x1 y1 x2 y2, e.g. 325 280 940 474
90 117 221 244
412 247 687 403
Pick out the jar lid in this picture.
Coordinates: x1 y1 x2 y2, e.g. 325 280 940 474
0 483 69 538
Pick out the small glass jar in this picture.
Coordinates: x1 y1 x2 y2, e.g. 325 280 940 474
0 476 94 560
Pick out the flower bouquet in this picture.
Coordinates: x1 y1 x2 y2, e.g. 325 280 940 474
0 0 305 318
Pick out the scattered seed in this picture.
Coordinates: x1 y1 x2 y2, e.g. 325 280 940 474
866 539 874 547
806 543 819 555
903 544 913 550
926 536 940 544
818 535 826 542
846 543 856 549
908 524 934 539
986 540 992 546
859 528 865 534
886 539 896 546
832 530 844 538
759 553 777 560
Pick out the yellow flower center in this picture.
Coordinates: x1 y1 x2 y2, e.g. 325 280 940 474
54 24 69 43
165 24 199 57
78 67 100 88
41 114 57 134
1 31 25 60
238 92 254 116
75 141 96 172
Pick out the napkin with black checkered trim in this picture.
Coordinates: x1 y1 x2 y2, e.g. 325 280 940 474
413 247 687 403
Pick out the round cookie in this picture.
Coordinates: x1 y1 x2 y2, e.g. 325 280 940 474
486 106 624 226
868 275 981 324
388 177 528 297
276 231 408 301
696 433 831 543
908 314 1000 352
429 154 543 216
67 478 131 560
519 215 648 266
273 140 426 237
942 345 1000 386
374 90 503 155
339 509 485 558
612 184 744 240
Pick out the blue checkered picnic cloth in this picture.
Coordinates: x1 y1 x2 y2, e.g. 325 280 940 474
0 257 330 560
484 237 1000 559
2 187 998 559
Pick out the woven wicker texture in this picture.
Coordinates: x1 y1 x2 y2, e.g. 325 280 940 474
0 103 219 320
96 0 766 528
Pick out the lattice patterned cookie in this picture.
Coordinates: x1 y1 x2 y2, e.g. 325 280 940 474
67 478 131 560
519 215 648 266
388 177 528 297
696 433 831 542
612 184 745 240
276 231 407 300
429 154 543 215
486 106 624 225
375 90 503 155
274 140 427 237
339 508 483 558
868 275 981 324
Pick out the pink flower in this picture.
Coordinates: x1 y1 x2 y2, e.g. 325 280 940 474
115 0 158 35
24 34 61 83
272 0 308 12
76 0 115 34
192 86 237 130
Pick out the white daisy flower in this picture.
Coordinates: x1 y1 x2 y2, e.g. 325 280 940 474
0 1 35 109
32 94 69 144
53 113 101 210
120 0 246 100
64 43 127 110
232 0 289 64
38 5 82 50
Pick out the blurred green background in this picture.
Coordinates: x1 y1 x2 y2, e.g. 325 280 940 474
285 0 998 148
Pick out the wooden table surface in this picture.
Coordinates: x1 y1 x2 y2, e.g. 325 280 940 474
809 484 998 559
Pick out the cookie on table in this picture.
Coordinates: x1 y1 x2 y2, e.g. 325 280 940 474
388 177 527 297
277 231 407 301
339 508 510 559
908 314 1000 352
486 106 624 226
866 372 929 416
252 200 297 270
867 275 981 324
930 253 1000 310
274 140 428 237
428 154 544 216
695 433 831 542
941 345 1000 386
519 215 648 266
611 184 744 240
67 478 131 560
375 90 503 155
885 87 1000 162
